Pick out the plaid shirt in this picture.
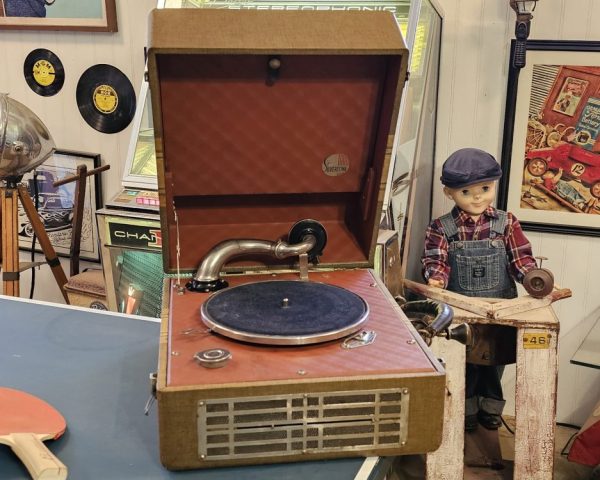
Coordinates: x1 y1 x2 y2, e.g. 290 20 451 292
422 206 536 288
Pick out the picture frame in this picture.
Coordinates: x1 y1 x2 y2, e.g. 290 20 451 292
19 149 103 262
0 0 117 32
499 40 600 237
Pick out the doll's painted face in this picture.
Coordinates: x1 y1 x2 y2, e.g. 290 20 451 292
444 180 497 218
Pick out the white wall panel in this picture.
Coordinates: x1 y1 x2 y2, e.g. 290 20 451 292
470 2 511 154
562 0 594 40
431 0 457 220
586 1 600 41
529 0 564 39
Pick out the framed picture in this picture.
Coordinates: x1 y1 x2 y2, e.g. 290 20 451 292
499 40 600 236
0 0 117 32
19 149 103 262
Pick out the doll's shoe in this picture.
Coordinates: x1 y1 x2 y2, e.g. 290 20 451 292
465 414 478 432
478 411 502 430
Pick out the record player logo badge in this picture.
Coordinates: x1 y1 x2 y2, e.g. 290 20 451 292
93 84 119 114
322 153 349 176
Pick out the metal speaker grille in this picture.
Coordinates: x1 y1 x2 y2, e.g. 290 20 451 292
197 389 409 460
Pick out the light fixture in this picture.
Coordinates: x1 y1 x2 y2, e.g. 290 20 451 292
509 0 539 69
0 93 55 182
0 93 68 300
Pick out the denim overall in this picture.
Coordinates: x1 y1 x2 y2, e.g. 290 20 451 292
439 210 517 417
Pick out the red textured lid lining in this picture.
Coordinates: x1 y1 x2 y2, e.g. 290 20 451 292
157 54 400 271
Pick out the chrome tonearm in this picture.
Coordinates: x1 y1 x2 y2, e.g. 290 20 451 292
186 219 327 293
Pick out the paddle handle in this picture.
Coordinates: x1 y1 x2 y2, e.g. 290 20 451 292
9 433 68 479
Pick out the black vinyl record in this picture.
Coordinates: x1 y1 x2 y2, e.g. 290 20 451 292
24 49 65 97
76 64 136 134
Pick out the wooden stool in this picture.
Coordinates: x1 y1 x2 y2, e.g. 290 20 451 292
405 280 571 480
64 269 108 310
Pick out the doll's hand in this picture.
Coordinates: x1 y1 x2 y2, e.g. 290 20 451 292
427 279 445 289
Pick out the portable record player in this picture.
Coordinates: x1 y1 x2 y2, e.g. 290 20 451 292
147 8 445 470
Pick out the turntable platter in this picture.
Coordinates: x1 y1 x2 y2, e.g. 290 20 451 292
201 280 369 345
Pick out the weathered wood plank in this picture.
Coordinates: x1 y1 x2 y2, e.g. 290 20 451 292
425 337 465 480
404 279 492 317
405 279 570 323
514 322 558 480
492 289 572 319
452 313 560 330
2 188 20 297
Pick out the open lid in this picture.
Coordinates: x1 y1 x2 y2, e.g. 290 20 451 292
147 8 408 274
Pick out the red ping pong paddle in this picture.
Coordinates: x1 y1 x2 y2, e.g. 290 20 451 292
0 387 68 480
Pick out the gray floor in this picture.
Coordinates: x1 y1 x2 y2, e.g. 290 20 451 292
389 418 597 479
496 419 595 480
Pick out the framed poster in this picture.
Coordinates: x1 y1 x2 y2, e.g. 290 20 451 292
0 0 117 32
19 150 103 262
499 40 600 237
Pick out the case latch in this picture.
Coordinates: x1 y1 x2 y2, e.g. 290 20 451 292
144 372 158 415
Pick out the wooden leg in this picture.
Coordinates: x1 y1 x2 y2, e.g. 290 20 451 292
17 185 69 303
69 165 87 277
1 188 20 297
514 318 558 480
425 337 465 479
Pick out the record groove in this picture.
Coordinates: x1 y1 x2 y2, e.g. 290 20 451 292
76 64 136 134
24 49 64 97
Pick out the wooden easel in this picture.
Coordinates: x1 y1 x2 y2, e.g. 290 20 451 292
52 164 109 276
404 279 572 480
1 177 69 302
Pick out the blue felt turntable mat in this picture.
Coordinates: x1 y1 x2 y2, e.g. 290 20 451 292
202 280 368 337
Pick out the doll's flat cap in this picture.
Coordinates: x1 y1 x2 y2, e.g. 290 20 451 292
441 148 502 188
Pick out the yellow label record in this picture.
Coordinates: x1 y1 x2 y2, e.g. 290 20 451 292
93 84 119 114
76 64 136 133
24 49 64 96
32 60 55 87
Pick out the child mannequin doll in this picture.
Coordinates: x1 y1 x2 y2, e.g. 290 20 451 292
422 148 537 431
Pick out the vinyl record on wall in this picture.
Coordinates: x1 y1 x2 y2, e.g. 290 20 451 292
76 64 136 134
23 49 65 96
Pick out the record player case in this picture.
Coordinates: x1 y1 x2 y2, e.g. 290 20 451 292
147 8 445 470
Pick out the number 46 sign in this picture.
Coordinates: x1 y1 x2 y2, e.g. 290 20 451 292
523 332 553 349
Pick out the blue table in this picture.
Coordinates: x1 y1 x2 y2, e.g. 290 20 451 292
0 296 391 479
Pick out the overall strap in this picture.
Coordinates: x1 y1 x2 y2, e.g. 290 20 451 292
439 213 458 240
490 210 508 237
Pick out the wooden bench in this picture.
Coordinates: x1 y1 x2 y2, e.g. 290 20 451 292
405 279 570 480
